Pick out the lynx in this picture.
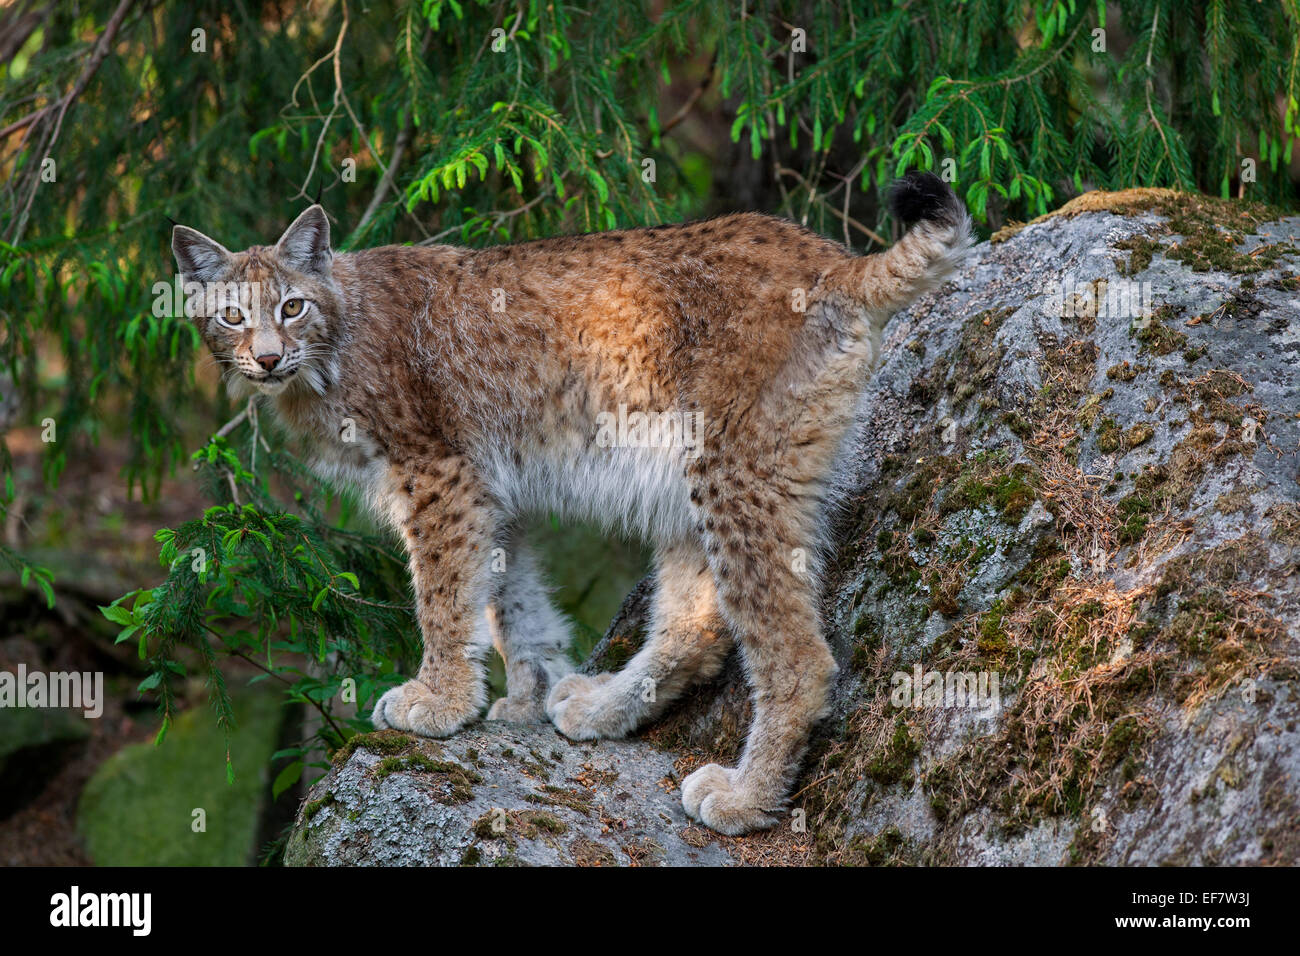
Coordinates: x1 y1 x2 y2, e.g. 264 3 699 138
171 171 972 835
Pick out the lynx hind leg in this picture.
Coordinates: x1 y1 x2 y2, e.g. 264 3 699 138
681 469 837 836
547 540 733 740
485 543 576 723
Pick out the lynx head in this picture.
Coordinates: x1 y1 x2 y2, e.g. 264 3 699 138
171 205 342 396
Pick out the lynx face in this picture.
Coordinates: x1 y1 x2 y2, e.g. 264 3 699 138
172 206 341 396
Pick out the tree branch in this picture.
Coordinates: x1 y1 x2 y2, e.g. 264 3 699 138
4 0 135 245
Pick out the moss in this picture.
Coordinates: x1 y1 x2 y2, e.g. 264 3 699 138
1020 555 1071 594
1193 368 1251 402
1115 495 1152 545
459 846 482 866
1076 393 1104 430
976 599 1013 661
1106 361 1139 382
77 689 284 867
880 451 960 525
1132 306 1188 355
1003 411 1034 439
849 826 910 866
1215 486 1258 515
940 459 1037 523
1096 418 1121 452
950 307 1014 410
521 811 568 836
1056 599 1110 673
1125 423 1154 448
907 355 950 405
852 610 880 647
473 807 569 842
1097 419 1154 455
371 753 483 803
1132 414 1247 511
1030 340 1099 430
302 792 337 822
1113 234 1162 276
1115 191 1288 274
525 785 595 815
1267 503 1300 546
1100 715 1146 769
926 570 961 617
1164 224 1294 274
1162 591 1242 657
1154 536 1268 601
865 716 922 786
331 730 415 767
586 632 640 673
570 837 618 867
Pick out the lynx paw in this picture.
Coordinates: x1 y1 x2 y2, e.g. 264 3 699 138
488 657 570 723
681 763 779 835
545 672 632 740
487 693 547 723
371 678 475 738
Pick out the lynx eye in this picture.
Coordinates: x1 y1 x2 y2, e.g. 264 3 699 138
281 298 305 319
217 305 244 327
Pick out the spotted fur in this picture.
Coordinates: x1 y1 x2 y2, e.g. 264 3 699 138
172 172 972 834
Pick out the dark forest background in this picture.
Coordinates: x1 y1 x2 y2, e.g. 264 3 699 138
1 0 1297 864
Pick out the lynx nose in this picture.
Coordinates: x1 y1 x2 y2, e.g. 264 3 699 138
255 353 281 372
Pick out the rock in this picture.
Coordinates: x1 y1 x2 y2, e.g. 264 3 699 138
284 726 735 866
289 190 1300 866
0 704 89 821
77 688 284 865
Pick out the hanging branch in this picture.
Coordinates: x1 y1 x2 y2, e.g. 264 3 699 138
3 0 135 245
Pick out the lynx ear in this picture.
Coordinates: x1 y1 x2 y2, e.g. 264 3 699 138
171 225 232 282
275 204 331 275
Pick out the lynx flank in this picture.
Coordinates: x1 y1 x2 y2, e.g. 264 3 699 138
172 171 972 835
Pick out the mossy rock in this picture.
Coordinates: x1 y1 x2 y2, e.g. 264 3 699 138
76 689 284 865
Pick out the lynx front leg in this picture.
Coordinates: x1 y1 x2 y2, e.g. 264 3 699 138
485 541 575 723
371 458 497 738
547 540 732 740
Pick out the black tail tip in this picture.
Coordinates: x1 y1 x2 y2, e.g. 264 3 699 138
888 169 962 227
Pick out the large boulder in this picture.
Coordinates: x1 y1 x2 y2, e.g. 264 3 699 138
283 725 735 866
289 191 1300 865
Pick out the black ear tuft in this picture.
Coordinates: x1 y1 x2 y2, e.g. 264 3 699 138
888 169 962 227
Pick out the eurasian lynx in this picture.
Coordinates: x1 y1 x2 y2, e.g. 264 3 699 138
172 171 971 835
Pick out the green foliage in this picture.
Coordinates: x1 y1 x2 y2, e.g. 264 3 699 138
1 0 1297 773
99 423 416 769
